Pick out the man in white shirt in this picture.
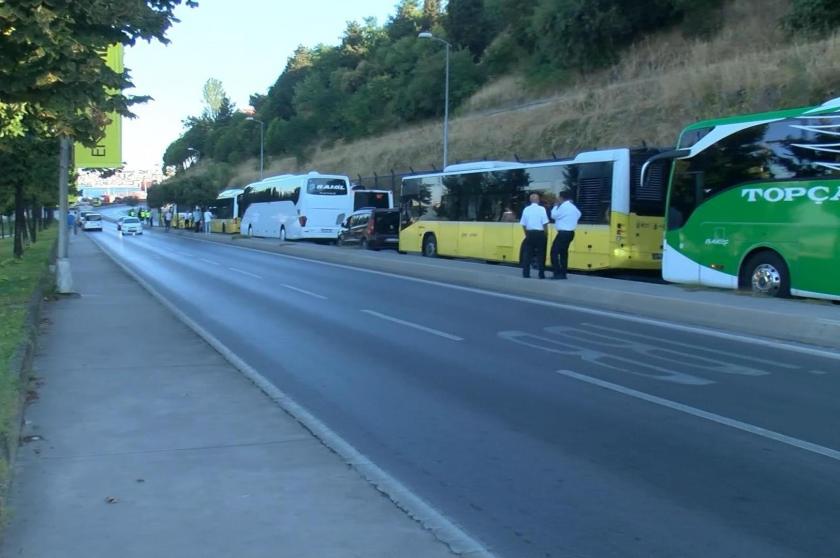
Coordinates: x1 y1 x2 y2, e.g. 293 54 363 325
203 208 213 234
550 190 582 280
519 193 549 279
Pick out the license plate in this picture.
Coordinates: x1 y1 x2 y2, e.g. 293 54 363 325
385 238 398 243
652 253 663 260
321 228 331 233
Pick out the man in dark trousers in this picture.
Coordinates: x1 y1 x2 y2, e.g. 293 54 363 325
519 192 549 279
550 189 582 279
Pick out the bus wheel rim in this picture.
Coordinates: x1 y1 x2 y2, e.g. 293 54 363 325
425 238 435 256
751 263 781 296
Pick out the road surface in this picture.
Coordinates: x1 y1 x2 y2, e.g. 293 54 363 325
87 224 840 558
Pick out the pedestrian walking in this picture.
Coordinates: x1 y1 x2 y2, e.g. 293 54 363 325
67 211 76 235
550 190 582 280
203 208 212 234
164 209 172 231
520 193 548 279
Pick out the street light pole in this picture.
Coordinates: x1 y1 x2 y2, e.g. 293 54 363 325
56 136 73 293
246 117 265 180
419 32 451 169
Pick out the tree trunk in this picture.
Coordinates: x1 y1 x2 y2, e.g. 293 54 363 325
29 205 37 243
14 183 25 258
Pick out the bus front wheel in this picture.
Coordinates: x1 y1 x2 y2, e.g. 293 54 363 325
422 234 437 258
742 251 790 298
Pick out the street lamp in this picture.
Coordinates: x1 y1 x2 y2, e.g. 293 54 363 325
246 117 265 180
418 31 451 169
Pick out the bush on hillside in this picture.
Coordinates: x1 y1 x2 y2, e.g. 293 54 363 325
785 0 840 36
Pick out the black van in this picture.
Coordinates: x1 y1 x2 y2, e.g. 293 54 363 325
338 208 399 250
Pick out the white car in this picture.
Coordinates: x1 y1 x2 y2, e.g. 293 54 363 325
82 212 103 231
120 217 143 235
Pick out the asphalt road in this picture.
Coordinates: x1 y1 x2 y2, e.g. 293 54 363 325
87 223 840 558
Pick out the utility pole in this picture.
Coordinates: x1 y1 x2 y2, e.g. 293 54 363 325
56 136 74 293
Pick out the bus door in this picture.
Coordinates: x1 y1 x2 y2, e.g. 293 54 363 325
457 194 483 257
570 161 613 270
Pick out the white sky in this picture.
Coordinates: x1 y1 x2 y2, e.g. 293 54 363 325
122 0 398 170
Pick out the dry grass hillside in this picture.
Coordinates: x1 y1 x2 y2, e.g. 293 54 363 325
229 0 840 186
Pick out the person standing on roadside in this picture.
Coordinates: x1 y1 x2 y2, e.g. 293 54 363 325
203 207 212 235
519 192 549 279
550 190 582 280
164 208 172 231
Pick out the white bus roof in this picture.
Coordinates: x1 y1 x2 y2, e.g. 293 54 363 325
216 188 243 199
443 161 520 172
255 172 349 183
406 149 631 180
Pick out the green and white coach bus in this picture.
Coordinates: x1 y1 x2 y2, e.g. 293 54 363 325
644 98 840 300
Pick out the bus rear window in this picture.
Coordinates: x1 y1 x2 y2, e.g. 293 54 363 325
354 191 391 210
307 178 348 195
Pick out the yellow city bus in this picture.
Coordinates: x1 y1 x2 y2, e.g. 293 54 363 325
209 188 243 234
398 148 668 271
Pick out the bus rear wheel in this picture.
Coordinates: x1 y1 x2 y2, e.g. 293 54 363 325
422 234 437 257
742 251 790 298
247 225 253 237
279 226 286 242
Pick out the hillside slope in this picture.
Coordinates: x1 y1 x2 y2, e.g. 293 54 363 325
228 0 840 185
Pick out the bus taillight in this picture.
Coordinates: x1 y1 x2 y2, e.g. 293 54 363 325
299 215 307 227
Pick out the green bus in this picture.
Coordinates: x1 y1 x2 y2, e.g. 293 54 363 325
645 97 840 300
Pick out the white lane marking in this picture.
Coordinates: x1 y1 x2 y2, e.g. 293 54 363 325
556 369 840 462
361 310 463 341
544 325 768 377
581 323 800 370
173 235 840 361
228 267 262 279
499 330 711 385
282 284 327 300
200 258 220 265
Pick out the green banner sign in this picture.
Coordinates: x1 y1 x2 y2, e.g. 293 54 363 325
74 45 124 169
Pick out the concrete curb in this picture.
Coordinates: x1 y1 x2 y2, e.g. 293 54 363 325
171 230 840 351
89 235 495 558
0 241 55 529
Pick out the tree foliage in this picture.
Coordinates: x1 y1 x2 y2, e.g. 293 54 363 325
146 163 233 209
162 0 781 177
0 0 191 256
785 0 840 36
0 0 195 143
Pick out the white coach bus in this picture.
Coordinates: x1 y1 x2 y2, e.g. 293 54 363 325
239 172 353 241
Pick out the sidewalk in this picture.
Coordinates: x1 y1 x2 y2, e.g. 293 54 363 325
0 234 454 558
167 229 840 350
